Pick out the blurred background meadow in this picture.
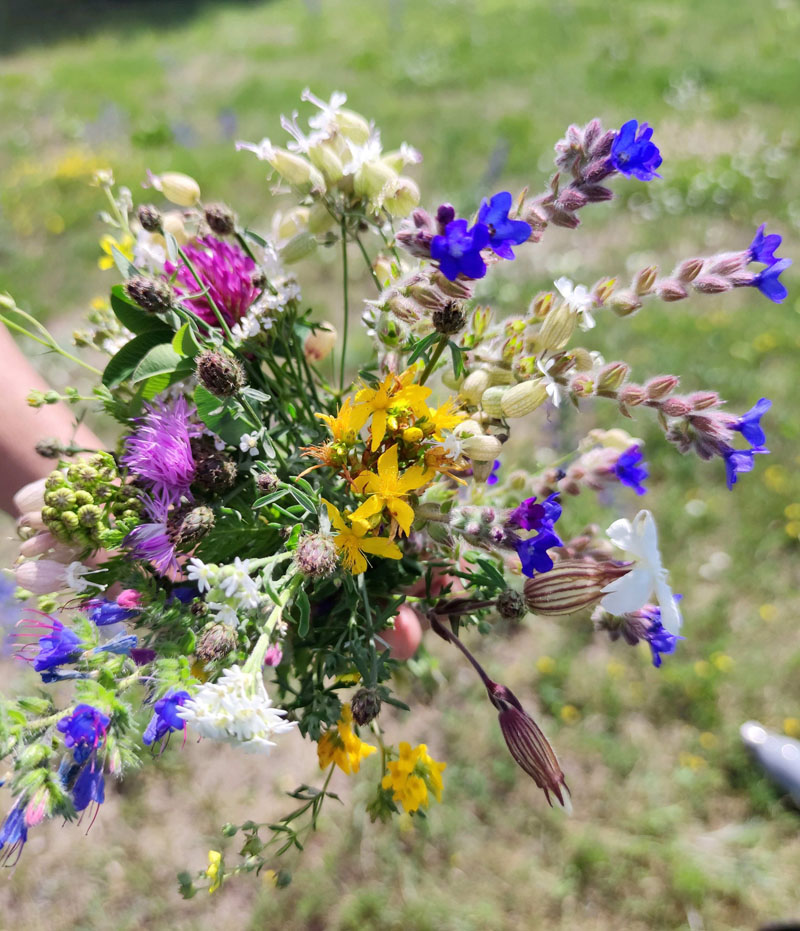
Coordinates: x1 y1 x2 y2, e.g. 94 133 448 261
2 0 800 928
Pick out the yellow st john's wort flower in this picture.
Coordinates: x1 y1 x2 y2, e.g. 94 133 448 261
317 704 377 774
352 368 432 451
98 232 134 271
382 742 446 813
322 499 402 574
315 397 370 444
422 399 467 440
206 850 222 894
350 444 433 535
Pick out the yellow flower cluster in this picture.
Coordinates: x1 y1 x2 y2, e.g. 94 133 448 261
306 366 466 574
381 741 446 813
317 704 377 774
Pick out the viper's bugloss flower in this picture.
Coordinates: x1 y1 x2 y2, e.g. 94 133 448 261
57 704 110 763
317 704 376 774
750 257 791 303
486 459 501 486
143 690 191 746
610 120 662 181
508 493 561 532
724 446 769 490
72 761 105 812
642 610 682 668
508 493 563 577
85 598 139 627
476 192 531 259
93 632 138 656
613 444 649 496
731 397 771 448
749 225 783 266
515 528 564 576
121 397 199 503
164 235 258 327
0 804 27 865
21 616 83 672
124 491 179 576
381 741 446 813
430 219 490 281
597 601 684 668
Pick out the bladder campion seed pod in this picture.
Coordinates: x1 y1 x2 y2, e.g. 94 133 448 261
460 369 492 405
149 171 201 207
480 385 508 418
501 380 548 419
537 303 578 351
523 560 631 616
461 433 503 462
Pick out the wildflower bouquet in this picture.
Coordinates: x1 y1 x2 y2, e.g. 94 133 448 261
0 90 788 891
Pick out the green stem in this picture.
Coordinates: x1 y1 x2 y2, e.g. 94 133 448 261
354 233 382 292
177 246 235 343
338 218 350 393
244 574 302 672
419 336 448 385
0 314 103 376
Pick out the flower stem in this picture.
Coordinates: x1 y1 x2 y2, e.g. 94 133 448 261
338 219 350 393
354 233 382 292
244 573 302 673
176 246 235 343
419 336 448 385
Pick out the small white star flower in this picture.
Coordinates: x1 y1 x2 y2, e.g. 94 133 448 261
442 433 465 459
554 276 596 331
186 558 215 594
536 357 566 407
239 433 260 456
600 509 682 633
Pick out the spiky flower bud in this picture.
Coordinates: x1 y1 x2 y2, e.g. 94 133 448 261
609 290 642 317
169 505 216 547
196 349 246 398
294 533 338 579
523 559 630 616
204 203 236 236
675 257 704 282
656 279 688 302
196 622 238 663
351 687 382 726
432 302 466 335
256 472 280 494
191 439 238 493
137 204 162 232
496 589 526 620
634 265 658 295
125 276 173 314
35 438 65 459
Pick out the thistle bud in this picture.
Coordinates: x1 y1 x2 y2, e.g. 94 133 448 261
460 369 492 406
432 302 466 335
203 203 236 236
303 323 337 361
496 589 526 621
536 304 577 351
644 375 680 401
137 204 162 232
196 349 246 398
294 532 338 579
256 472 280 494
191 444 237 493
279 232 317 265
500 380 548 419
351 687 382 726
524 560 630 616
149 171 201 207
596 361 630 396
675 257 704 282
34 438 65 459
125 276 173 314
655 279 688 302
634 265 658 295
196 622 238 663
170 505 216 547
461 433 503 462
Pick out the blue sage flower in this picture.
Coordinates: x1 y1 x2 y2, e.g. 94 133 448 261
508 493 564 577
610 120 662 181
732 398 771 448
749 225 783 266
750 258 791 304
508 493 562 532
476 192 532 259
486 460 501 486
515 527 564 577
430 218 490 281
613 445 649 496
723 446 769 490
143 690 191 746
640 607 682 668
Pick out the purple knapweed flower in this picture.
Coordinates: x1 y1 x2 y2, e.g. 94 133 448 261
613 445 649 496
749 258 791 304
57 705 110 764
610 120 662 181
143 690 190 746
476 192 532 259
486 460 501 486
121 396 200 503
731 397 771 448
723 446 769 490
430 219 490 281
72 763 105 813
749 225 783 266
85 598 140 627
0 804 27 866
124 490 179 576
164 235 258 328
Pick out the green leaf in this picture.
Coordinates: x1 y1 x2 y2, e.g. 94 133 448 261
296 589 311 638
193 384 252 445
286 486 317 514
172 322 202 359
131 343 184 383
109 285 172 337
102 331 171 387
112 246 139 279
407 332 439 365
449 340 466 378
164 231 179 263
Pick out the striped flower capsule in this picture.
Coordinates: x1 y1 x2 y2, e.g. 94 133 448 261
523 559 631 616
461 433 503 462
500 380 548 419
536 303 577 351
480 385 508 418
460 369 492 405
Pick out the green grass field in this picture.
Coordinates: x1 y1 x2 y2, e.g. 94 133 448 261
2 1 800 928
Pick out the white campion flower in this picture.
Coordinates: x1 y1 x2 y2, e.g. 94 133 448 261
554 276 596 331
536 356 566 407
186 557 215 594
600 509 682 633
177 666 296 753
207 602 240 627
64 562 103 594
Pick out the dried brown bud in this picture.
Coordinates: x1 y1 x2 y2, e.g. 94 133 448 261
496 589 526 621
580 184 613 203
125 276 173 314
523 559 630 616
432 302 467 335
168 504 216 547
196 349 246 398
351 687 382 726
137 204 162 233
256 472 280 494
294 532 338 579
196 622 238 663
546 208 580 230
204 202 236 236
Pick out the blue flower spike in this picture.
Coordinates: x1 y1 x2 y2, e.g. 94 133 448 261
610 120 662 181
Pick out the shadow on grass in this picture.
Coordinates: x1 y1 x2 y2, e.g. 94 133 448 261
0 0 290 56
